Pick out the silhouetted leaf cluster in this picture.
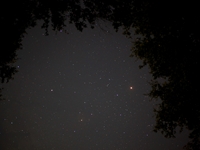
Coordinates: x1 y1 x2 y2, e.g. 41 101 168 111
113 1 199 149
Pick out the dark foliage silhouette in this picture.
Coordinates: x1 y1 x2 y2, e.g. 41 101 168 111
109 1 199 149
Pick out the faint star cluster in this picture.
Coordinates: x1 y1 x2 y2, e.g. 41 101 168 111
0 22 189 150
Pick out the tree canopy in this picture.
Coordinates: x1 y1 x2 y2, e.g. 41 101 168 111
1 0 200 149
113 1 200 149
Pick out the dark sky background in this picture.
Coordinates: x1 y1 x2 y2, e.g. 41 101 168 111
0 21 189 150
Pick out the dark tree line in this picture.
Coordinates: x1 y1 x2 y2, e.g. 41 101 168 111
1 0 199 149
107 1 200 148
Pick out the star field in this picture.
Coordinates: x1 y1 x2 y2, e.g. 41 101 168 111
0 21 189 150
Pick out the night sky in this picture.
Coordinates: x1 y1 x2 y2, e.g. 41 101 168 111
0 21 189 149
